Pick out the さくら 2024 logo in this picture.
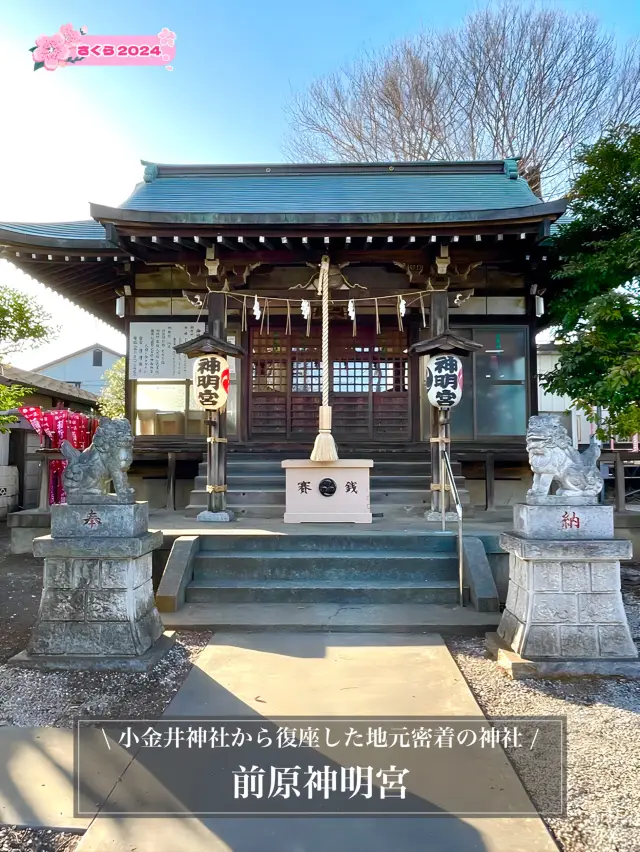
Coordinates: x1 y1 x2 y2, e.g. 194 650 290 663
30 25 176 71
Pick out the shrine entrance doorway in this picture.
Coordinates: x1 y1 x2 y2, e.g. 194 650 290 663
249 325 410 441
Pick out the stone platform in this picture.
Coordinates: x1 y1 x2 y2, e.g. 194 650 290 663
488 502 639 676
10 501 168 670
486 631 640 679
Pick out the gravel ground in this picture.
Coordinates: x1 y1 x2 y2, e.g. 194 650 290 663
0 523 212 726
448 574 640 852
0 827 79 852
0 522 211 850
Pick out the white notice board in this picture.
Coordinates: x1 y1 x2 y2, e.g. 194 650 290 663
128 322 205 379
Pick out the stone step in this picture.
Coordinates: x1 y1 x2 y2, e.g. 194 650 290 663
160 602 500 634
197 474 462 490
198 531 457 553
192 552 458 582
187 488 469 507
184 502 470 519
185 578 459 605
225 450 441 460
201 459 462 475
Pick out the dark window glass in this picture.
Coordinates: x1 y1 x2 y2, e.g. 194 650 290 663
474 329 527 436
93 349 103 367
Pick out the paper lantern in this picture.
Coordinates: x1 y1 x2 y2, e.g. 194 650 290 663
193 355 230 411
426 355 463 409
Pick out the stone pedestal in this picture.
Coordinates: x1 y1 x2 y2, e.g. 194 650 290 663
10 501 171 671
282 459 373 523
487 503 639 678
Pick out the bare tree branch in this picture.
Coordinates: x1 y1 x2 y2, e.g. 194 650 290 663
284 2 640 198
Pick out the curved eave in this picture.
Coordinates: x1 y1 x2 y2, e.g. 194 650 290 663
2 258 126 331
90 199 567 228
0 227 114 251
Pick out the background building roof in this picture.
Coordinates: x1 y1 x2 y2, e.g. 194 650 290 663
0 364 98 405
33 343 124 372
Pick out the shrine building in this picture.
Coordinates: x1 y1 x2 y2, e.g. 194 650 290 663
0 159 567 515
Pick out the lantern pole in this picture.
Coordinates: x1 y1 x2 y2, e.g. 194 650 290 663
205 292 230 517
429 288 449 516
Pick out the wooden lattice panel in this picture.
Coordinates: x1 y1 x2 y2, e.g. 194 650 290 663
249 326 409 441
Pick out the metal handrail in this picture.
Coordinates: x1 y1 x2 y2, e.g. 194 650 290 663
442 449 464 607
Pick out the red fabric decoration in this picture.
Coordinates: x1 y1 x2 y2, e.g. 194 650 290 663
20 408 94 505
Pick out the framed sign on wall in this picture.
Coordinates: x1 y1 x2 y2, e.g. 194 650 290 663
128 322 205 379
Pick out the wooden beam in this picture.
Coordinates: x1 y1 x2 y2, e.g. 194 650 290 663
281 237 293 251
237 236 257 250
131 236 167 252
217 236 237 251
172 236 201 252
193 236 215 248
258 236 275 250
301 236 310 251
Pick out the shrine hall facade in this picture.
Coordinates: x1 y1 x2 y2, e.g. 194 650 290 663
0 159 566 495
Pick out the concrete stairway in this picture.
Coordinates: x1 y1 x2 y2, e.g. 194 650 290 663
159 531 501 634
185 450 470 518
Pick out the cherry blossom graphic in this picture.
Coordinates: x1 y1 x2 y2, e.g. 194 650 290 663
59 23 82 43
32 33 71 71
158 27 176 46
30 24 86 71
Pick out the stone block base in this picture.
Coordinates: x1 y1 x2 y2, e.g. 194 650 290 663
8 509 51 554
486 632 640 679
26 551 164 658
498 532 637 661
9 633 175 672
50 501 149 538
197 510 235 523
514 503 614 539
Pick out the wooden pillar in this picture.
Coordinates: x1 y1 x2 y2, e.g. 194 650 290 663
206 292 229 515
429 288 450 514
166 451 176 511
485 451 495 511
525 293 539 420
614 452 627 513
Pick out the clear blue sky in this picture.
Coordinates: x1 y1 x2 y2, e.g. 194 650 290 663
6 0 640 164
3 0 640 366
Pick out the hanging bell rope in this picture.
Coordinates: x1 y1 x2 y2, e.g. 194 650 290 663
241 295 247 332
310 255 339 463
419 292 427 328
259 298 266 335
348 298 356 337
285 299 291 335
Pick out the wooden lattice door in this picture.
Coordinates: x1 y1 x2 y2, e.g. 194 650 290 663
249 325 409 441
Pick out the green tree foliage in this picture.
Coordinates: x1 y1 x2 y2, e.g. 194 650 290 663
0 285 53 429
543 291 640 439
543 126 640 438
0 286 51 358
97 357 125 419
550 125 640 330
0 383 34 432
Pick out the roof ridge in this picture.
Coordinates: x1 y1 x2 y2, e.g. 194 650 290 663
140 158 520 182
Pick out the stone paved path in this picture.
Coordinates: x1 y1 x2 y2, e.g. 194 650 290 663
75 633 558 852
